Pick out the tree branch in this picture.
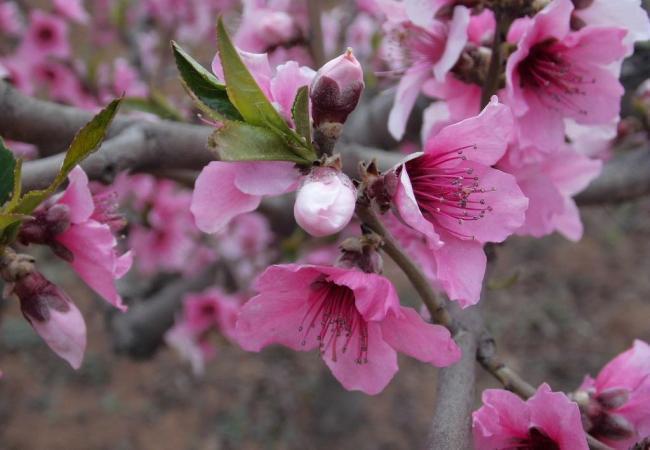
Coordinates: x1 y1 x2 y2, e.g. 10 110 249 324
2 80 650 204
307 0 326 68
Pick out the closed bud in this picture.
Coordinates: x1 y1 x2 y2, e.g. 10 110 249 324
12 271 86 369
310 49 364 128
294 168 356 237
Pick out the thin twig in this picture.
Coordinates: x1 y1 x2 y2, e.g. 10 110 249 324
307 0 326 67
480 10 505 108
355 201 454 328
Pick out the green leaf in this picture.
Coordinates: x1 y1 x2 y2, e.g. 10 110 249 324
216 19 290 132
13 98 122 215
209 121 311 164
0 138 17 207
291 86 312 145
171 41 242 121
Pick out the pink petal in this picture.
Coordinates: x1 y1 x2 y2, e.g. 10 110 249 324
380 306 461 366
388 63 430 140
426 98 513 166
57 166 94 223
561 26 628 65
574 0 650 53
327 269 401 322
433 5 470 81
513 169 567 239
433 231 486 307
553 198 583 242
237 265 321 352
270 61 315 121
473 389 532 449
233 161 301 195
191 162 262 234
57 221 129 311
528 384 589 450
26 296 87 369
323 322 398 395
394 166 443 248
435 161 528 244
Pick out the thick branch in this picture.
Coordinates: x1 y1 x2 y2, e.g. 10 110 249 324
2 81 650 204
576 146 650 206
110 266 216 358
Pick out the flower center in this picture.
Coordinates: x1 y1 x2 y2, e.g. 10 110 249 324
506 427 560 450
299 279 369 364
383 22 445 73
518 39 595 115
405 146 493 240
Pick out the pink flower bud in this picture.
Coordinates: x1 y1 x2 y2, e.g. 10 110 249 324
310 49 364 127
294 168 356 237
12 272 86 369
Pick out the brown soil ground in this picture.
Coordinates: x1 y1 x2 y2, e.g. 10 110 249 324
1 198 649 450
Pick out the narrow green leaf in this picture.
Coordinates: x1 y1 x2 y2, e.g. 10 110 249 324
0 137 17 207
171 41 241 120
209 121 311 164
4 159 22 212
12 98 122 215
291 86 312 145
216 18 290 132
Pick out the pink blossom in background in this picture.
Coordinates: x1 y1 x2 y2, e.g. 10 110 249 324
0 1 22 35
390 99 527 306
117 175 207 276
52 0 89 24
53 167 133 311
235 0 310 64
499 146 602 241
166 288 240 375
381 0 470 139
505 0 627 153
577 340 650 449
236 264 461 395
3 140 38 160
11 272 87 369
211 48 315 123
99 58 149 101
20 10 70 59
473 384 589 450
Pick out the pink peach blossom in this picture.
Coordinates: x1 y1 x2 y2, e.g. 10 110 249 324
577 340 650 449
166 288 240 375
53 167 133 310
236 264 461 395
499 146 602 241
389 99 527 306
381 1 470 139
11 272 87 369
21 10 70 59
505 0 627 153
473 384 589 450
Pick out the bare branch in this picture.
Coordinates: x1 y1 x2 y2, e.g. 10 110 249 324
576 145 650 206
307 0 326 67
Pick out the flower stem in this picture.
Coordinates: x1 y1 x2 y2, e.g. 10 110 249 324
480 9 506 108
355 202 454 328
